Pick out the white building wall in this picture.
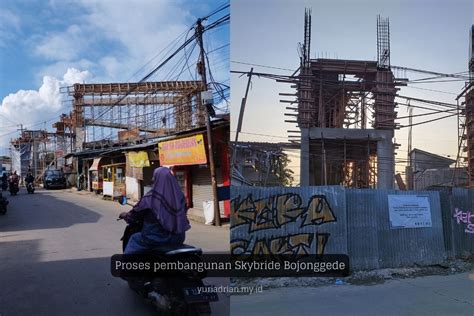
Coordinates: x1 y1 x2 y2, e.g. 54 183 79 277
125 176 140 202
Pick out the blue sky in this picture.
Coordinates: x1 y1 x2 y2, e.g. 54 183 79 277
0 0 229 155
231 0 473 181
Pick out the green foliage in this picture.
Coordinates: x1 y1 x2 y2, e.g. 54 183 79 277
274 154 294 187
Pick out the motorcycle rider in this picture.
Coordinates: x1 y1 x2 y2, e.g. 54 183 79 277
1 173 7 190
25 172 35 188
119 167 191 254
9 171 19 188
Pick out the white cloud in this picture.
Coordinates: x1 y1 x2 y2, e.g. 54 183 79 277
63 67 90 85
36 59 96 82
35 24 88 61
99 56 121 79
82 0 191 58
0 68 91 147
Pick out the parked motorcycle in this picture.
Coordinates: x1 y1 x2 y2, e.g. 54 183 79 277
9 182 19 196
119 215 217 315
26 182 35 194
0 192 8 215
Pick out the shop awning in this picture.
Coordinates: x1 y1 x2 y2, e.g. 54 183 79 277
90 158 101 171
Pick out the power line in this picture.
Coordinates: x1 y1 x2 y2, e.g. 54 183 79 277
202 3 229 20
390 65 470 80
391 108 457 121
89 10 229 125
125 27 191 82
402 85 457 95
208 43 229 54
399 112 458 128
231 60 470 81
231 60 296 72
407 79 467 84
0 113 18 125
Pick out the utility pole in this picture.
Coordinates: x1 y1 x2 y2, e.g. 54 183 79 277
17 123 24 145
70 123 73 153
231 67 253 168
33 137 36 179
8 146 12 173
321 133 327 185
407 100 413 189
16 124 24 177
196 18 221 226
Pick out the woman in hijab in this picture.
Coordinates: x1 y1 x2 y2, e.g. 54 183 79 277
119 167 191 254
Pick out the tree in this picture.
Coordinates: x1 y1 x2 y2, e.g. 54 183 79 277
274 154 294 187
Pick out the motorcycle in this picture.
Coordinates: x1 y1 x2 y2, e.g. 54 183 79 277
26 182 35 194
119 214 217 315
0 192 8 215
9 182 19 196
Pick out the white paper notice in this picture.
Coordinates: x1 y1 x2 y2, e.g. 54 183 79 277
388 195 432 228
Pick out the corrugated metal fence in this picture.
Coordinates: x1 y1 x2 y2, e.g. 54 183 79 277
231 186 474 270
429 187 474 257
346 189 444 269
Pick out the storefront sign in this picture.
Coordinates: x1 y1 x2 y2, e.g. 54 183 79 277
127 151 150 168
158 134 207 166
388 195 432 228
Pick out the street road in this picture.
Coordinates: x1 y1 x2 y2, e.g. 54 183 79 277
231 272 474 315
0 188 230 315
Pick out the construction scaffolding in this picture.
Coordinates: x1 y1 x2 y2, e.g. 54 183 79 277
59 80 206 151
456 25 474 187
10 129 57 180
281 11 404 188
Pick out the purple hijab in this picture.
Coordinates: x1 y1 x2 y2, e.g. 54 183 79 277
133 167 190 234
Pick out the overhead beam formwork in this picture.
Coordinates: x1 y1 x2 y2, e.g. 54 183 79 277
63 80 208 148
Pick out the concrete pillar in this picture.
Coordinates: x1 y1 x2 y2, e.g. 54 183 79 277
300 128 310 186
377 135 394 189
75 127 86 152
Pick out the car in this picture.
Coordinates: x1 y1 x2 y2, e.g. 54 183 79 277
43 169 67 189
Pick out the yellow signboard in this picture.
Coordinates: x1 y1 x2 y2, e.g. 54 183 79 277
158 134 207 166
127 151 150 168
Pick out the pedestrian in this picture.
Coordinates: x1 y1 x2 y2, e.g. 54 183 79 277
77 173 84 191
119 167 191 254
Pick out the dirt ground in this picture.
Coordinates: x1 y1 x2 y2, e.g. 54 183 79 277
231 256 474 291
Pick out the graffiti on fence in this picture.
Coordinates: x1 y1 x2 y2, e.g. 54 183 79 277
453 207 474 234
231 193 336 233
231 233 329 256
231 193 337 255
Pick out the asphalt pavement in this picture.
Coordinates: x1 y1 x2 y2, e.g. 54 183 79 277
0 188 230 316
230 271 474 316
